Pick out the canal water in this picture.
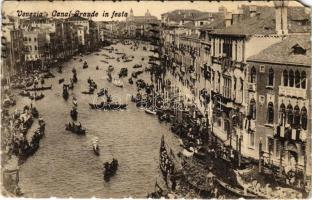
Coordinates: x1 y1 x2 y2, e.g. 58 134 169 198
17 43 182 198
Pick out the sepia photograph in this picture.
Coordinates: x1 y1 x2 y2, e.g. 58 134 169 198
1 0 311 198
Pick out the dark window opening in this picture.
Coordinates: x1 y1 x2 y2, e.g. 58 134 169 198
289 70 294 87
268 68 274 86
267 102 274 124
283 70 288 86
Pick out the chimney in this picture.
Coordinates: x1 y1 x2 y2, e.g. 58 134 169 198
225 12 232 27
274 1 289 35
249 5 257 17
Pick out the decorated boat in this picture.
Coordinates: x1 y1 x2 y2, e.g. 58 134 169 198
25 85 52 91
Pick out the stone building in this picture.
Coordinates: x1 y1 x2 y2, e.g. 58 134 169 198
247 35 311 180
208 4 310 160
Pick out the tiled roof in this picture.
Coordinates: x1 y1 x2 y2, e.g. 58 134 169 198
183 21 195 29
198 13 225 30
163 10 207 22
247 35 311 66
211 6 310 36
194 13 213 21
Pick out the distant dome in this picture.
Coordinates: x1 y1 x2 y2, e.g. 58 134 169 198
145 9 151 17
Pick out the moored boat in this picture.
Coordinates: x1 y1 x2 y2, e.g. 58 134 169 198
144 107 157 115
216 178 257 198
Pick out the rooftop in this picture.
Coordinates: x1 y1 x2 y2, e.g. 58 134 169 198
211 6 310 36
198 13 225 31
247 35 311 66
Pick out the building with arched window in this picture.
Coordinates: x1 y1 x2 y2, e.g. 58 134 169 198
247 35 311 180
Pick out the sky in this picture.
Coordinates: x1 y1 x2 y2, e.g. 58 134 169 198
2 0 306 21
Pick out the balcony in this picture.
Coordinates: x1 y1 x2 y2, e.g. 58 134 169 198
278 86 307 99
248 83 256 92
274 125 307 142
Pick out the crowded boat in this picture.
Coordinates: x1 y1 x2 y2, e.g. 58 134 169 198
65 122 86 135
103 159 119 182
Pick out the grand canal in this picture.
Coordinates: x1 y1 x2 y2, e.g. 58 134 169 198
16 43 182 198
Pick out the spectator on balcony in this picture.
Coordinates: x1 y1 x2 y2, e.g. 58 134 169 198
287 103 293 126
250 66 256 83
301 106 307 130
293 105 301 129
279 103 286 126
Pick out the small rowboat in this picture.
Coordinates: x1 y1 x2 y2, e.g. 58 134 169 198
92 137 100 156
144 108 157 115
216 179 257 198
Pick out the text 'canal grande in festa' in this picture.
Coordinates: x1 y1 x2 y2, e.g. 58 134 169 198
1 0 311 198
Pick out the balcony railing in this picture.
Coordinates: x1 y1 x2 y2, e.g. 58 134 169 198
278 86 307 99
274 125 307 142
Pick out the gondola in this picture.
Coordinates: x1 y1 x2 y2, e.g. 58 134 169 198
103 159 118 182
42 71 55 78
65 122 86 135
29 93 45 101
92 139 100 156
68 83 74 90
97 88 107 97
83 61 88 69
128 78 133 85
25 85 52 91
112 78 123 88
216 179 257 198
119 68 128 78
81 90 94 95
133 64 142 68
70 108 78 121
59 79 65 84
31 107 39 118
73 74 78 83
123 59 132 63
144 107 157 115
63 85 69 100
19 90 30 97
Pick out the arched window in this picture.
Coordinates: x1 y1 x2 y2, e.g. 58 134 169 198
289 70 294 87
268 68 274 86
283 70 288 86
301 71 306 89
267 102 274 124
250 67 256 83
287 104 293 126
293 105 300 129
301 106 307 130
295 70 301 88
249 98 256 120
280 103 286 125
